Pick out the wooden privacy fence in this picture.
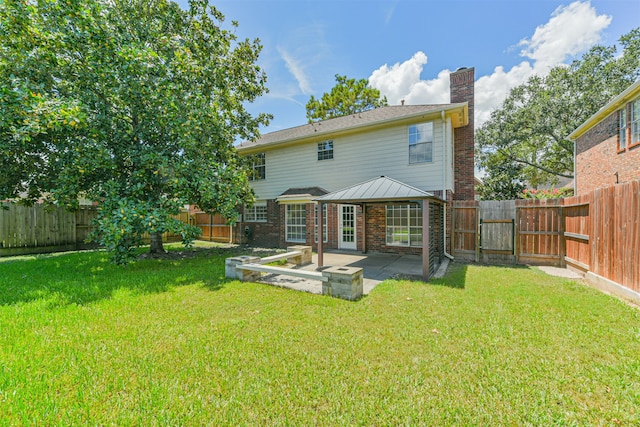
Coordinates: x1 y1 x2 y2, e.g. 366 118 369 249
453 199 563 265
0 203 192 257
193 212 235 243
452 179 640 295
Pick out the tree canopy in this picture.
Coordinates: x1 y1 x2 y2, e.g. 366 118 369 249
305 74 387 122
476 28 640 198
0 0 270 263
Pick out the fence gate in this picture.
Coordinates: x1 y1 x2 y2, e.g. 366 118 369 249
195 212 233 243
478 200 516 264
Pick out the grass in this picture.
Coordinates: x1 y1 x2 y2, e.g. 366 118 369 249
1 244 639 425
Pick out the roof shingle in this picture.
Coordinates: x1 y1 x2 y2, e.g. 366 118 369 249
238 104 466 151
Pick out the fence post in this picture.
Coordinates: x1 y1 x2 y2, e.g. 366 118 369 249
559 203 566 268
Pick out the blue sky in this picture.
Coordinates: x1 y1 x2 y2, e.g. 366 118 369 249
176 0 639 135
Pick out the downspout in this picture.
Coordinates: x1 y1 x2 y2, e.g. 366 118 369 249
442 110 454 260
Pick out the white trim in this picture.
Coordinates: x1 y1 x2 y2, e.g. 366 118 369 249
285 203 307 243
338 205 357 250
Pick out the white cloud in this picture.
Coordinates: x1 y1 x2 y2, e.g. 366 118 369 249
519 1 611 72
475 62 534 125
368 0 612 127
384 0 400 26
278 46 313 95
369 52 449 105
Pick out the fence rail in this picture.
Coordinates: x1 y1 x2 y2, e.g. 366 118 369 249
0 204 192 257
453 179 640 295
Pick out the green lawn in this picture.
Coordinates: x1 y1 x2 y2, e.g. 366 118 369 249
1 244 639 425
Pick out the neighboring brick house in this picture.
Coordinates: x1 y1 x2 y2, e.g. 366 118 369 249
236 67 476 256
569 80 640 194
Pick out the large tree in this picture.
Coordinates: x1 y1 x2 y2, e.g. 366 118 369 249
305 74 387 122
0 0 270 263
477 28 640 194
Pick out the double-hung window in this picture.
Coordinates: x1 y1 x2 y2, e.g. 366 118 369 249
409 122 433 163
245 203 267 222
620 107 628 150
620 99 640 151
632 100 640 146
248 153 266 181
286 204 306 243
317 140 334 161
386 204 422 247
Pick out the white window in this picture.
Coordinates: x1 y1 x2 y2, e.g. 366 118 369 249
314 204 328 243
244 203 267 222
620 107 627 150
386 204 422 247
409 122 433 163
620 99 640 151
286 204 306 243
632 99 640 146
248 153 265 181
317 140 334 161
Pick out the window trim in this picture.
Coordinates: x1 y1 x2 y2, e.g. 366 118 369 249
285 204 307 243
317 140 334 161
630 99 640 149
385 204 423 248
244 203 267 222
408 122 434 164
619 100 640 152
619 105 627 152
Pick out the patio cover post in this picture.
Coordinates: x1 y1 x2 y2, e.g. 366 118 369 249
318 202 324 267
422 199 430 281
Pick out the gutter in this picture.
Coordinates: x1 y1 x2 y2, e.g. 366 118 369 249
441 110 454 261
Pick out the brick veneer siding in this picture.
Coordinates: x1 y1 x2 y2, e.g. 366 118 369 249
575 110 640 194
450 67 475 201
240 199 281 247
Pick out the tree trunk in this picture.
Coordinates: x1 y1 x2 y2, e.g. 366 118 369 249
149 231 166 254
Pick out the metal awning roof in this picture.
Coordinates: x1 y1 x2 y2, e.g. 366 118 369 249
313 176 438 204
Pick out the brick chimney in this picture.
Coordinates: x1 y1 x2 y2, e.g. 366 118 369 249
450 67 475 200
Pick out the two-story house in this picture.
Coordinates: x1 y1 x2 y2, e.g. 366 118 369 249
236 67 476 260
569 80 640 194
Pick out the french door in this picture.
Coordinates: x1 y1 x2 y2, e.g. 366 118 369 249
338 205 357 250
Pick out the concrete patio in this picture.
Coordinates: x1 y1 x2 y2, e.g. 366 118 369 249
257 250 450 296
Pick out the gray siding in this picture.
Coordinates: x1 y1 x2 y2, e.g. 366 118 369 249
250 120 453 200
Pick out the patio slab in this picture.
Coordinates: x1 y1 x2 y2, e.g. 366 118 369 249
257 251 431 295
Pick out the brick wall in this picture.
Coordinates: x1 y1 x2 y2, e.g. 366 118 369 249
450 67 475 201
240 199 281 247
243 200 448 262
575 110 640 194
364 204 423 256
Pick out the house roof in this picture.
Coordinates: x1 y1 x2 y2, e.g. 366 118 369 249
569 79 640 140
279 187 328 197
238 103 468 153
314 176 438 205
276 187 328 204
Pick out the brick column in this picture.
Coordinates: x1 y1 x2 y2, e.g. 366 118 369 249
450 67 475 201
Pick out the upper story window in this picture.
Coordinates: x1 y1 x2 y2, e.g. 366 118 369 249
244 203 267 222
317 140 334 161
248 152 265 181
408 122 433 163
620 99 640 152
